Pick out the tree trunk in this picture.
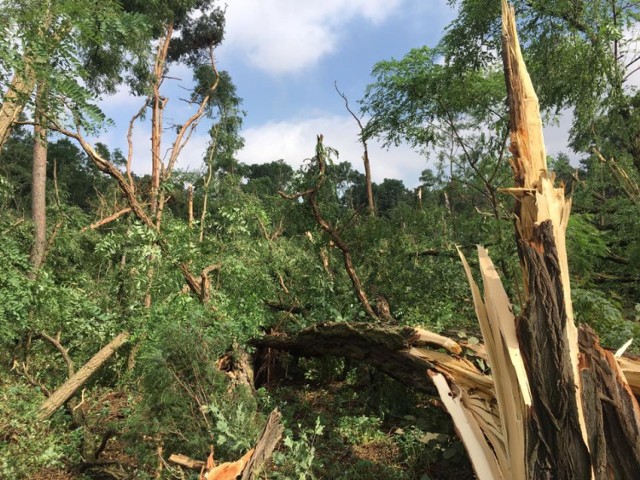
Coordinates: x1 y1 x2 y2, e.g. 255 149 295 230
0 68 35 150
187 184 194 227
150 27 172 219
362 147 375 216
253 322 485 397
29 86 48 274
37 332 130 420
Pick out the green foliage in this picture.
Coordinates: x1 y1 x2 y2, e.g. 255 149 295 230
272 417 324 480
205 398 259 455
126 294 263 462
336 415 385 444
0 375 80 477
573 288 638 349
362 45 506 150
0 225 32 345
566 214 608 284
3 1 640 477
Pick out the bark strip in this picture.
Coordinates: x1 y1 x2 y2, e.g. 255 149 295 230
240 408 284 480
578 326 640 479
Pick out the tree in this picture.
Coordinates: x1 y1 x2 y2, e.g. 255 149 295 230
243 160 294 198
442 0 640 172
361 45 511 223
0 0 150 275
197 70 245 242
0 0 149 148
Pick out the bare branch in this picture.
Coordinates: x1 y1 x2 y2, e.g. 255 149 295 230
81 207 133 232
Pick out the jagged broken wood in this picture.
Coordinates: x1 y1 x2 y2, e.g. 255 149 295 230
442 2 640 478
178 408 283 480
240 408 284 480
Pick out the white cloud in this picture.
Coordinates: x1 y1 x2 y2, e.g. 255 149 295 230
221 0 403 75
237 113 428 186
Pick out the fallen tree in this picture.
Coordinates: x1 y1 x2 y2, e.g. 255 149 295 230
252 322 640 400
254 2 640 478
37 332 130 421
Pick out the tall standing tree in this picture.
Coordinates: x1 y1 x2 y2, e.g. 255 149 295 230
0 0 151 273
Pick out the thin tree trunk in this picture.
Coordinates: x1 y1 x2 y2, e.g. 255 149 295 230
37 332 130 421
280 136 379 321
29 85 48 274
200 132 218 242
187 184 194 227
335 82 375 215
150 27 173 219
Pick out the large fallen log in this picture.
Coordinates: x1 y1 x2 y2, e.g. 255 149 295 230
252 323 483 396
252 322 640 400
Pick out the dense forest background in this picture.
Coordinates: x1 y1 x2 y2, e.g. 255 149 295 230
1 0 639 478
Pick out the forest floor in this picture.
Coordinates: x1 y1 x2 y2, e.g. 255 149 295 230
22 356 475 479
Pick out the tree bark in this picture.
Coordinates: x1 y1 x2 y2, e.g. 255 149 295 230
29 86 48 274
187 184 194 227
0 68 35 150
150 26 172 219
515 222 591 478
240 408 284 480
578 325 640 478
37 332 130 420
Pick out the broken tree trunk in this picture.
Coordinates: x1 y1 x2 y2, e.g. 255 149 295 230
253 322 640 400
254 322 497 402
254 4 640 478
435 2 640 479
37 332 130 421
168 408 283 480
240 408 284 480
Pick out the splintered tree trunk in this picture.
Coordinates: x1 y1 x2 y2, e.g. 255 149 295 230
445 2 640 479
501 4 592 473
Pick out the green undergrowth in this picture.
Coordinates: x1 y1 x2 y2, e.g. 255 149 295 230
261 356 474 480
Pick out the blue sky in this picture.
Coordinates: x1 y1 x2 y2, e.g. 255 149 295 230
96 0 571 187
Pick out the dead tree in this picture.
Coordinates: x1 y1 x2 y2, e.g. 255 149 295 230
334 82 375 216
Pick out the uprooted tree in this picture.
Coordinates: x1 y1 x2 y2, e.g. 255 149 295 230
254 2 640 478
